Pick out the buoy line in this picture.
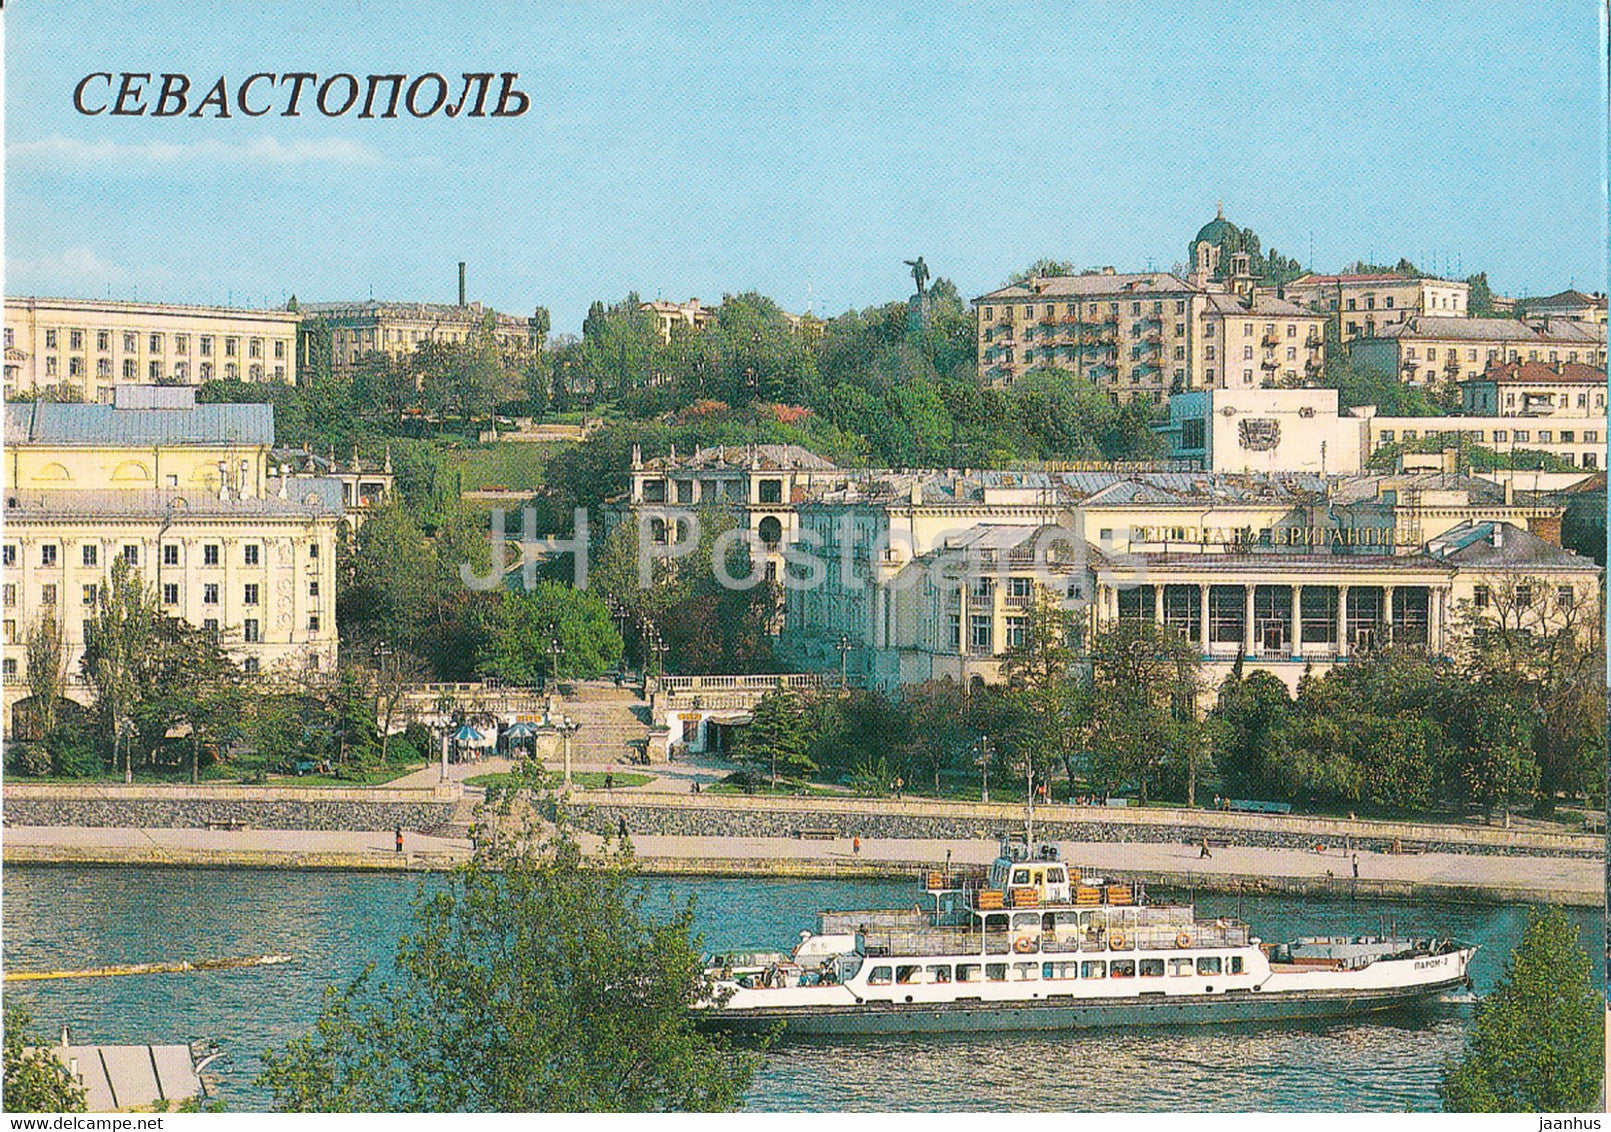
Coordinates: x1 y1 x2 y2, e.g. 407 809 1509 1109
5 953 293 981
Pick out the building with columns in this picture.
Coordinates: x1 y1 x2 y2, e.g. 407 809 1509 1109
2 387 344 734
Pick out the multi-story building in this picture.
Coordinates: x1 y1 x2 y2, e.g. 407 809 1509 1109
270 445 396 530
776 463 1597 696
1164 385 1607 474
1522 289 1607 324
974 269 1201 398
2 386 344 735
640 298 717 344
3 298 300 401
303 300 536 374
1283 273 1470 342
973 210 1324 398
1348 316 1607 387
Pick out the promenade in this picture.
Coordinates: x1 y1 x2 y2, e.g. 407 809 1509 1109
4 821 1599 907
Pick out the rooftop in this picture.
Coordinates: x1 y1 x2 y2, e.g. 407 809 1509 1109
1371 316 1606 344
975 271 1197 303
3 483 345 521
5 296 299 320
299 300 528 326
643 444 837 472
4 400 274 447
1425 520 1598 571
1469 361 1605 386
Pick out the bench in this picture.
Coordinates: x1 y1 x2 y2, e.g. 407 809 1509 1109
205 819 249 831
795 828 838 841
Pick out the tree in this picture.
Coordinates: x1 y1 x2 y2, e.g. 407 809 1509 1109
1439 906 1604 1112
732 689 814 787
3 1000 86 1113
22 615 68 739
80 558 164 779
1084 621 1204 804
473 583 623 687
258 821 760 1111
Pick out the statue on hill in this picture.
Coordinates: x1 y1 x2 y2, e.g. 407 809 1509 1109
904 257 930 296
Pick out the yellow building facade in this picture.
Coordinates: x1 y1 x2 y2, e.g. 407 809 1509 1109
2 388 344 733
4 297 300 401
304 300 536 373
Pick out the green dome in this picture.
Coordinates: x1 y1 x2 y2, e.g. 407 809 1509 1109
1193 206 1232 248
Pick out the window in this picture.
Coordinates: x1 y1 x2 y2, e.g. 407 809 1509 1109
149 333 162 353
1243 345 1253 360
44 329 58 349
79 543 98 567
45 356 57 377
956 963 982 983
200 336 213 356
97 330 109 351
225 363 238 380
97 358 111 377
1512 430 1529 443
1 584 12 607
758 479 783 504
175 335 188 353
309 542 320 559
249 338 262 359
41 544 57 567
243 619 260 643
244 544 260 566
122 332 137 352
1384 296 1395 309
203 544 220 566
309 580 320 598
1 546 12 568
244 583 259 605
1493 430 1507 443
309 614 321 632
867 966 893 986
203 618 219 634
1515 585 1533 608
69 329 84 351
162 583 179 605
40 583 57 606
1585 431 1599 444
1427 348 1436 360
82 583 98 605
1561 431 1575 443
203 583 219 604
985 964 1008 982
225 337 239 357
148 361 161 380
970 614 992 653
2 658 14 678
2 623 12 645
1139 958 1165 977
1558 586 1575 609
1197 956 1222 975
122 544 139 565
1346 299 1356 311
162 544 179 566
1379 430 1395 443
243 657 260 674
1110 960 1136 978
1005 616 1027 649
1538 430 1552 443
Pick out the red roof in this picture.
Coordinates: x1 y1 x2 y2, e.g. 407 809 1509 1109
1477 360 1605 385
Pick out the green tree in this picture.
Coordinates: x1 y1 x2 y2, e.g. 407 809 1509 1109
80 558 164 778
3 1000 86 1113
1084 620 1204 804
258 823 759 1111
22 615 68 739
1439 906 1604 1112
473 582 623 686
732 689 814 787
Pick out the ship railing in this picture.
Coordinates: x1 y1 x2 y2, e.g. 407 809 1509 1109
862 929 981 959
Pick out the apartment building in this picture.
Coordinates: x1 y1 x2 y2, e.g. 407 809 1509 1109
303 300 536 374
2 387 344 735
640 298 718 344
3 297 300 401
1349 316 1607 386
1284 273 1470 342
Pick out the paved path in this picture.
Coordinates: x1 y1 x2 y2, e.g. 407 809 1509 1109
5 824 1598 905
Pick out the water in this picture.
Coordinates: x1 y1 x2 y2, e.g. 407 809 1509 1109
3 867 1600 1112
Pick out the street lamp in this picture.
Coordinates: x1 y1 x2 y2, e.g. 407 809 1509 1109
557 714 581 792
836 633 851 691
975 734 992 803
547 635 564 692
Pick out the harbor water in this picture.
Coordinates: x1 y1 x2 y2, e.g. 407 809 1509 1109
3 866 1600 1112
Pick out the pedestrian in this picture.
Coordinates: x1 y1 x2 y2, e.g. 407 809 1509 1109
1199 838 1211 859
1352 854 1359 879
604 772 614 791
853 836 861 854
394 826 404 854
619 816 629 840
1212 794 1220 810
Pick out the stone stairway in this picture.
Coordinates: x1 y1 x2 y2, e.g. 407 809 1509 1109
560 683 654 764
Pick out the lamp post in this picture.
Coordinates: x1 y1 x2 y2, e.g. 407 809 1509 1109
557 714 580 792
975 734 991 803
548 635 564 692
836 632 851 691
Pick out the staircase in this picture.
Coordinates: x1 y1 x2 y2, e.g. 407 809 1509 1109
561 683 654 764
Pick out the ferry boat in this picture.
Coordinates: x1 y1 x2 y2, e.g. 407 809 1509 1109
696 840 1475 1035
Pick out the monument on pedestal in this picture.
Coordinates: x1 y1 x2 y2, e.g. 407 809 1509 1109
904 256 931 333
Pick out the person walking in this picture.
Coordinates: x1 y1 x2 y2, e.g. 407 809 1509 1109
1352 854 1359 879
394 826 404 854
1199 838 1212 859
853 836 861 855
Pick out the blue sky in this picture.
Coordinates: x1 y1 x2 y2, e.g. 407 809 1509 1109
5 1 1606 334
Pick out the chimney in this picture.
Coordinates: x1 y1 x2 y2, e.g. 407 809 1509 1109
1489 525 1503 549
1503 476 1514 505
458 262 466 307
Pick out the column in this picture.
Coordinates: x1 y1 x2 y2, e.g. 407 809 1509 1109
1198 583 1210 653
1152 584 1162 627
1243 583 1255 655
1337 585 1350 659
1291 584 1302 655
1383 584 1395 646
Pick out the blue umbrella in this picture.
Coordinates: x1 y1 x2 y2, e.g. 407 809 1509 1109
453 725 488 744
504 721 538 739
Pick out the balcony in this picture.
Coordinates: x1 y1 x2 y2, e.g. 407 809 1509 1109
1305 332 1323 348
1261 332 1281 348
1260 357 1279 370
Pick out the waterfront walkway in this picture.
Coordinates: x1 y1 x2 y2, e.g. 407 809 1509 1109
4 823 1598 907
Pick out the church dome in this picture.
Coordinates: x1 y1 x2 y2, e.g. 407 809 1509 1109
1193 202 1232 248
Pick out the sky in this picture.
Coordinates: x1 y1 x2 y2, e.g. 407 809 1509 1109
4 1 1607 336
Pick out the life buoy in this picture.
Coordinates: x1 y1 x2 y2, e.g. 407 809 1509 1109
1109 931 1126 950
1013 935 1037 954
1177 932 1192 950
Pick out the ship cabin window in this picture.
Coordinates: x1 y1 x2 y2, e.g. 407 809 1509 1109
1169 959 1194 977
1012 963 1039 981
867 966 893 986
1228 957 1244 975
1197 957 1222 976
983 913 1010 934
1081 961 1106 979
1043 961 1079 980
1011 868 1032 886
1110 960 1136 979
1012 913 1041 932
896 965 922 984
985 964 1009 982
926 965 952 984
1139 959 1165 977
957 964 983 983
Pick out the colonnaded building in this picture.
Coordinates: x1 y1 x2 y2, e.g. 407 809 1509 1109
1 386 346 735
4 297 301 401
772 465 1600 698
